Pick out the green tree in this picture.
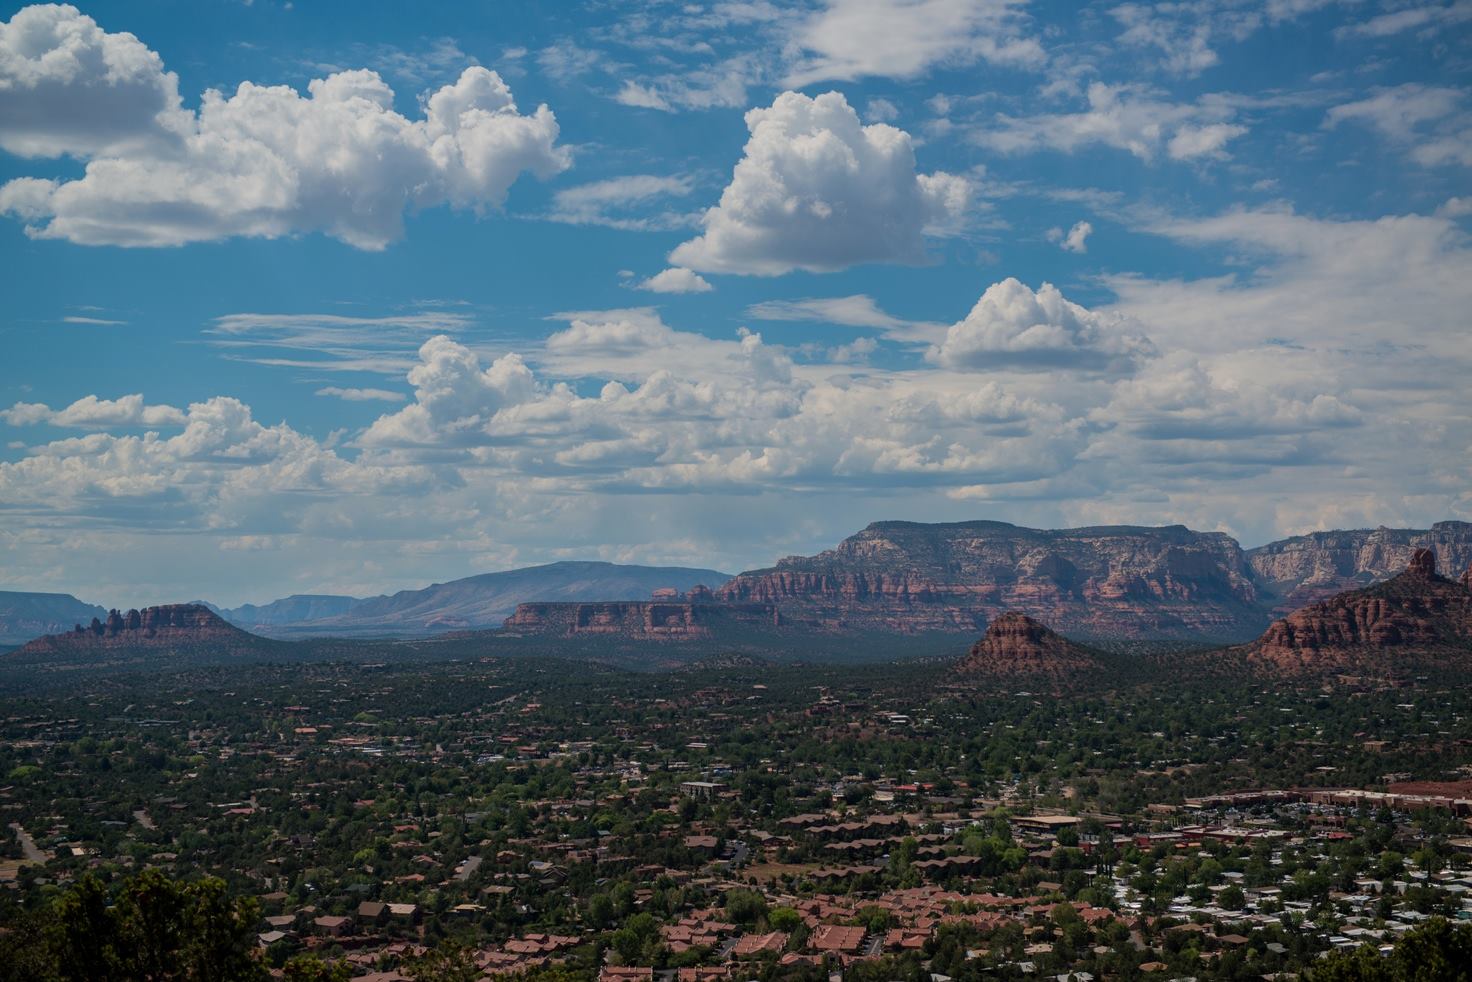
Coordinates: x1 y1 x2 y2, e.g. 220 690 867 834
405 941 481 982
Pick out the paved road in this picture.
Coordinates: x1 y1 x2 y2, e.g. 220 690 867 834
456 855 483 881
9 823 46 863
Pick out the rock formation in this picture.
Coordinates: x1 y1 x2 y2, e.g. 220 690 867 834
714 521 1265 640
13 603 254 658
1242 549 1472 674
957 612 1102 681
1245 521 1472 616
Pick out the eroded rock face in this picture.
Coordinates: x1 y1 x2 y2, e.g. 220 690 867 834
1243 549 1472 674
1245 522 1472 616
16 603 247 657
714 521 1264 640
957 612 1101 681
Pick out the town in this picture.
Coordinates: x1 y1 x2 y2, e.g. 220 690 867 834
3 656 1471 979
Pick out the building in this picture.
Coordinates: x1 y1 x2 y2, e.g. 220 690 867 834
680 780 728 800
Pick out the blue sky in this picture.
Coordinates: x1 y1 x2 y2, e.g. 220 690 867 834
1 0 1469 605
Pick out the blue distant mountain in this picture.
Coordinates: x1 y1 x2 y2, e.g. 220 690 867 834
211 561 732 638
0 592 108 646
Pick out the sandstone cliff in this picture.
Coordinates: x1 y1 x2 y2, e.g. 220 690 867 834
1242 549 1472 675
957 612 1103 682
714 521 1264 640
1245 521 1472 616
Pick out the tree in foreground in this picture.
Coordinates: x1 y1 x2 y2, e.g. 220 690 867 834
1 868 265 982
1309 917 1472 982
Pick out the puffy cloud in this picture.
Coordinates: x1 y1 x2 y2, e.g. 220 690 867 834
0 6 569 248
3 393 186 427
976 82 1247 162
636 267 713 293
1097 351 1362 443
930 278 1153 373
0 395 434 527
670 91 970 275
361 336 540 446
545 308 679 355
1047 220 1092 253
784 0 1045 86
0 3 188 157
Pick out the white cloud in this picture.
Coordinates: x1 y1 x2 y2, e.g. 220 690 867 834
0 3 189 157
636 267 714 293
670 90 970 275
3 393 186 427
61 315 126 325
0 6 569 248
976 82 1247 162
1325 84 1471 167
1110 2 1222 77
864 98 900 123
930 278 1153 373
360 336 539 447
315 387 408 403
784 0 1045 86
548 174 696 230
1047 220 1092 253
745 293 946 342
1333 1 1472 39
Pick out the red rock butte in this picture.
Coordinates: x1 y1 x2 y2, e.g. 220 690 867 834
957 611 1102 681
1243 548 1472 674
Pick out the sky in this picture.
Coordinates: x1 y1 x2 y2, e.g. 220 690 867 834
0 0 1469 607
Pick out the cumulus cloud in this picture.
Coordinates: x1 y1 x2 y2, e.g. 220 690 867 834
3 393 186 427
0 395 434 527
930 278 1153 373
1097 351 1362 443
670 91 970 275
784 0 1045 86
1047 220 1092 253
361 336 540 447
0 5 569 248
0 3 188 157
976 82 1247 161
636 267 713 293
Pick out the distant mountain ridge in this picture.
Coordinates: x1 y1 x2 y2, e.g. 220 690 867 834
5 521 1471 647
227 561 732 637
0 592 107 647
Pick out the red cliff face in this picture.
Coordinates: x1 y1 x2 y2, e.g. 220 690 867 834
957 612 1101 681
1245 522 1472 616
14 604 250 657
1243 549 1472 674
714 521 1264 640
